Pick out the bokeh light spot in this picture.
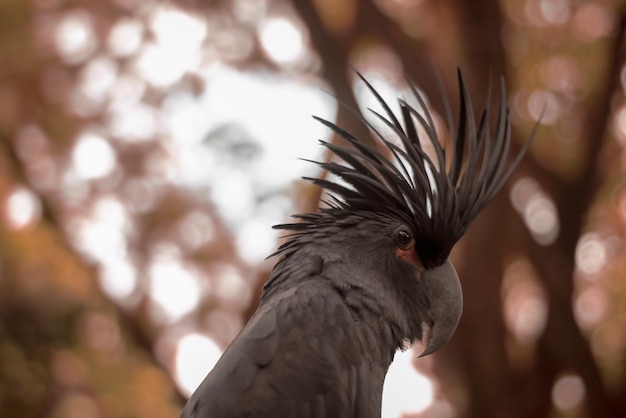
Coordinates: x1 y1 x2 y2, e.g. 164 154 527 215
511 178 560 246
4 186 41 230
236 216 280 264
150 6 207 49
134 6 206 87
576 233 606 276
574 286 607 330
77 55 118 107
175 333 223 397
524 195 559 245
573 3 616 42
54 10 97 64
612 105 626 146
149 254 202 323
259 16 305 65
539 0 570 25
70 196 129 263
502 258 548 343
527 89 560 124
552 374 585 411
100 257 138 301
382 348 433 417
72 132 117 180
108 17 144 57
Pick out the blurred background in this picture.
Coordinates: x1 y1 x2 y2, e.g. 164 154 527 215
0 0 625 417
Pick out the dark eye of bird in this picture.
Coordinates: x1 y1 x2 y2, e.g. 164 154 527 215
396 229 412 248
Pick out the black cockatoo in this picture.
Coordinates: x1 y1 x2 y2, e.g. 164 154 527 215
181 70 532 418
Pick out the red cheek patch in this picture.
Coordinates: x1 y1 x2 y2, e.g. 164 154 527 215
395 242 423 270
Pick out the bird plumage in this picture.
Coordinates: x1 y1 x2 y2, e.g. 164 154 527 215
181 70 533 418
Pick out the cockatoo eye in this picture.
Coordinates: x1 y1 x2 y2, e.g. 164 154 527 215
396 229 413 249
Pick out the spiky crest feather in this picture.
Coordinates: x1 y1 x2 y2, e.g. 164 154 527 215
273 69 535 268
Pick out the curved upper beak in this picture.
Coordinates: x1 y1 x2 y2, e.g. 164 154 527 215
417 260 463 357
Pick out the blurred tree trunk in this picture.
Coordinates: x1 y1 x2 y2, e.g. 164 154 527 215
425 1 622 417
